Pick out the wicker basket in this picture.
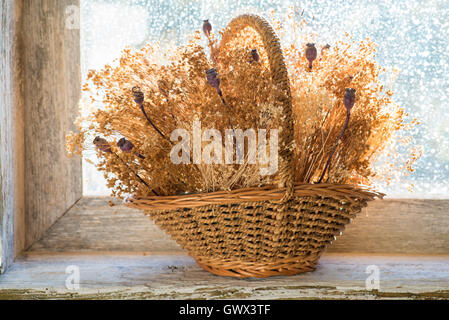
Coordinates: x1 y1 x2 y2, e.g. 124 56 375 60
125 14 383 278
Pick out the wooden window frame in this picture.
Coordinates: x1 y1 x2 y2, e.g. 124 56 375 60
1 0 448 276
1 0 82 273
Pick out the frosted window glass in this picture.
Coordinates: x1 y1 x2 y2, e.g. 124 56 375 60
81 0 449 198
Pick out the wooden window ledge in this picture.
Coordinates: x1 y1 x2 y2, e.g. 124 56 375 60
1 197 448 300
0 252 448 300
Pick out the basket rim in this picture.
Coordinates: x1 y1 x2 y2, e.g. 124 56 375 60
124 183 384 211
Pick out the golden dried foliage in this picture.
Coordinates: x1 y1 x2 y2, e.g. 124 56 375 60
66 15 419 199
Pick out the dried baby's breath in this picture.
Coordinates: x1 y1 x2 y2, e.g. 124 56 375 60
66 17 419 198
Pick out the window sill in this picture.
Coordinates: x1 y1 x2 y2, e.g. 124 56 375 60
2 197 448 300
29 197 449 255
0 252 448 299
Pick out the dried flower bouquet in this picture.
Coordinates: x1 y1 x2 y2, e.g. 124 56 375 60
67 16 417 198
66 13 420 278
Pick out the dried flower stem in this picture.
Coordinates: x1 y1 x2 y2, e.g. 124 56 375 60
132 86 172 144
220 98 242 161
140 102 170 142
206 68 242 160
318 109 351 183
94 136 158 195
112 152 158 196
304 128 333 183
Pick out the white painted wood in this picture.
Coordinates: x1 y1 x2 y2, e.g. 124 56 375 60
0 252 448 299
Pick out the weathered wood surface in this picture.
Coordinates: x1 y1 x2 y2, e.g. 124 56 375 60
21 0 82 248
1 1 83 270
330 199 449 254
31 197 449 255
0 252 448 299
31 197 182 253
0 0 24 273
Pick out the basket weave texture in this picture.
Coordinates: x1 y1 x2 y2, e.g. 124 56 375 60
125 14 382 278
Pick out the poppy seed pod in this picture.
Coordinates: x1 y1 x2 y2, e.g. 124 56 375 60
203 19 212 38
93 137 112 153
206 68 219 83
343 88 356 111
251 49 260 63
117 138 134 153
206 68 222 96
96 136 155 194
305 43 317 69
132 86 144 104
118 138 146 159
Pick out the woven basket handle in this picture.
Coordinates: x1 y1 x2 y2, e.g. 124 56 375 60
219 14 295 200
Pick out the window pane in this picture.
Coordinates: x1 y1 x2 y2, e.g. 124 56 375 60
81 0 449 198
